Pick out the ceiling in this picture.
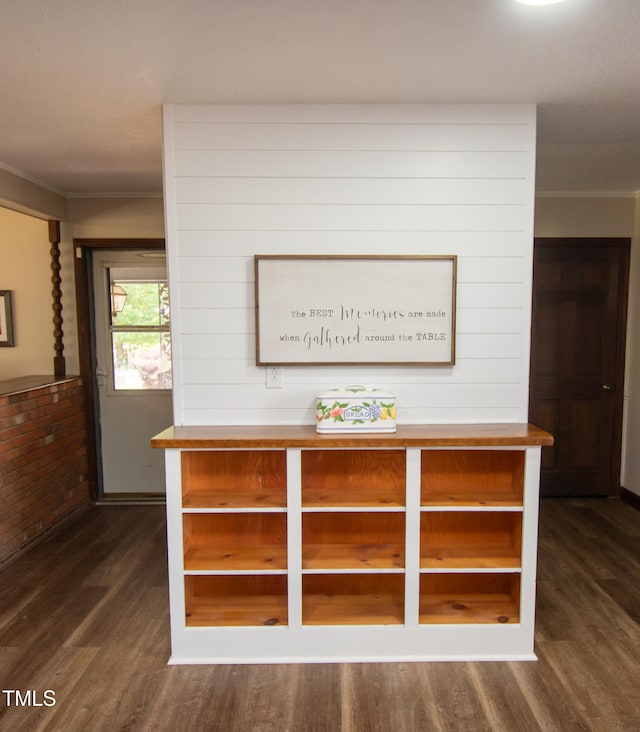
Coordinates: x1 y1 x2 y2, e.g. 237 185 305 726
1 0 639 197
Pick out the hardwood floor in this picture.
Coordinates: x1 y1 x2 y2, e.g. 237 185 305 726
1 498 639 731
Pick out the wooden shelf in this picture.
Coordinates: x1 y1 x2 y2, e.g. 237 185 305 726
420 573 520 624
184 546 287 572
183 513 287 571
183 488 286 510
181 450 287 509
302 512 404 570
303 544 404 571
302 489 404 509
421 495 522 508
421 512 522 570
421 450 524 506
421 550 520 570
185 575 288 627
301 450 405 508
302 574 404 625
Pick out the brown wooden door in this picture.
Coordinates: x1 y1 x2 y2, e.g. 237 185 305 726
529 239 630 496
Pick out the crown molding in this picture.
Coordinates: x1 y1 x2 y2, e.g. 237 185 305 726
0 162 67 196
66 191 163 199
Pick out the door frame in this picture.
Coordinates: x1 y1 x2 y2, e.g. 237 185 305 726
530 237 630 496
74 238 165 500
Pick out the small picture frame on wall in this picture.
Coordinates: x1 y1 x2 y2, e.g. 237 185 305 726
0 290 15 347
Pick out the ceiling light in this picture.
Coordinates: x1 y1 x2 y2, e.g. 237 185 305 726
513 0 566 5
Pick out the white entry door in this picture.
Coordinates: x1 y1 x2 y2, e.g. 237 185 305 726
92 250 173 497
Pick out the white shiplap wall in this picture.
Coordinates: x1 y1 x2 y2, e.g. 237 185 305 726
163 104 536 426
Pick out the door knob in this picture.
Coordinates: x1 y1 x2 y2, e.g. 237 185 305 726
602 384 612 391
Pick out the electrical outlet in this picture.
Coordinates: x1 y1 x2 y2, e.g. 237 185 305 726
265 366 283 389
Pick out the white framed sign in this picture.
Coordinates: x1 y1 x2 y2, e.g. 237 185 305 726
254 255 456 365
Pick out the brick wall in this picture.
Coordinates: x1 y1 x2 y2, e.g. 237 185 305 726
0 378 90 568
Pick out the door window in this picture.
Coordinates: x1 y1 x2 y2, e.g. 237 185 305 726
109 266 172 390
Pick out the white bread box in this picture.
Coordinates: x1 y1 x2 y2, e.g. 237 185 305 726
315 385 397 433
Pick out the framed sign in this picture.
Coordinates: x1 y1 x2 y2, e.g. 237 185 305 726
254 255 456 365
0 290 15 347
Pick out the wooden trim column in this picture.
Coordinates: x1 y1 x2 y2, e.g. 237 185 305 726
49 220 65 378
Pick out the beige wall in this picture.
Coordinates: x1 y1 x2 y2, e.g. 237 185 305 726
0 208 53 379
1 197 165 381
0 167 67 221
68 197 165 238
63 197 165 375
534 195 636 238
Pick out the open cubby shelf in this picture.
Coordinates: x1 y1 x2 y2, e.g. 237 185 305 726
183 512 287 571
419 573 521 624
154 425 551 661
421 449 525 506
302 574 405 625
185 575 288 627
302 512 405 570
420 511 522 570
181 449 287 509
301 449 405 508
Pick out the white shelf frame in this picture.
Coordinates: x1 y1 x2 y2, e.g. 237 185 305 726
163 440 543 664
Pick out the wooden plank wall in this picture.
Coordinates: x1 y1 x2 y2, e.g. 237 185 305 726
162 104 536 425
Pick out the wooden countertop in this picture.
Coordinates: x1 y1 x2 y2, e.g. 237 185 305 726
151 423 553 449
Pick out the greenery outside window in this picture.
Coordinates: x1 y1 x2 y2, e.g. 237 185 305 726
109 267 172 390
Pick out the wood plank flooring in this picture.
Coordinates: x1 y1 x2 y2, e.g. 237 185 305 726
1 498 639 731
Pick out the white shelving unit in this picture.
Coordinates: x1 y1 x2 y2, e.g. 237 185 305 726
152 424 552 664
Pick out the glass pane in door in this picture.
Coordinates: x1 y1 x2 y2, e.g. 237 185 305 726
111 331 172 389
109 269 172 391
